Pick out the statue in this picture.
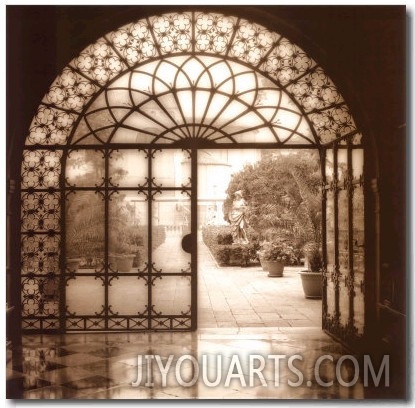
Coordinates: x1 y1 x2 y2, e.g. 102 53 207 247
228 190 249 244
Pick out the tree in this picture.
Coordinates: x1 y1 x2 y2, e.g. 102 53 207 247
223 150 321 254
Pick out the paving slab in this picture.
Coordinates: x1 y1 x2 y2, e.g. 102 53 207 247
198 233 321 329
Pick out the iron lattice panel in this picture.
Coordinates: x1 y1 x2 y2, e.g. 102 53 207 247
21 148 195 332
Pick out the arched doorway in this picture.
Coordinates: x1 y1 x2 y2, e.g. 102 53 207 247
19 10 366 346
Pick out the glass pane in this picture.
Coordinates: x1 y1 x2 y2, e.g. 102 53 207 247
354 272 365 335
222 111 264 134
152 149 191 188
109 149 147 187
232 128 276 144
352 149 364 180
326 275 336 319
353 187 365 273
66 191 104 270
176 90 193 121
109 191 148 272
66 150 104 187
140 100 177 129
152 276 191 315
353 185 365 334
337 149 348 184
108 277 148 315
123 111 165 134
195 90 211 122
325 149 334 184
204 93 229 123
112 128 154 144
325 189 336 318
338 189 349 327
66 276 105 315
218 100 248 127
152 194 191 273
326 190 335 267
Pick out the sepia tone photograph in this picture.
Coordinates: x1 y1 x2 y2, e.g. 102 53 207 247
5 4 407 401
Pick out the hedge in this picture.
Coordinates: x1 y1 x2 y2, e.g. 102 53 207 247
202 225 260 267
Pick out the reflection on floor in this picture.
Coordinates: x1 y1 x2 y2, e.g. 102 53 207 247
6 327 389 400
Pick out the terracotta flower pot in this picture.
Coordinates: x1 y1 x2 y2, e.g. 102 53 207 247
66 257 82 273
116 254 136 272
267 260 284 277
299 271 322 298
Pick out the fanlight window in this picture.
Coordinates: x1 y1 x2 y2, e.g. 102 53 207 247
25 11 362 148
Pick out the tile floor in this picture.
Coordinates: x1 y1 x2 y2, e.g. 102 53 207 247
8 327 369 400
197 232 321 329
6 237 395 400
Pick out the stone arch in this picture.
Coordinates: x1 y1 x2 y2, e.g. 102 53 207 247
20 10 365 339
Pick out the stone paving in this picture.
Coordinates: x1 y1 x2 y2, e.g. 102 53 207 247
197 232 321 329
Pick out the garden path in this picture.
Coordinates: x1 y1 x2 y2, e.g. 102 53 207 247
152 228 321 329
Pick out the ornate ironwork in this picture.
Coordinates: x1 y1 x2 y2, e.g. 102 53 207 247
26 11 363 148
20 10 364 334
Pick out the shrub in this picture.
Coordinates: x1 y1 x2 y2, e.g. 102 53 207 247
202 225 233 247
215 246 231 266
217 233 233 245
307 248 323 272
202 225 260 267
260 238 299 265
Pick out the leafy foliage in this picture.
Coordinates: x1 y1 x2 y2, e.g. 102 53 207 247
259 238 299 265
308 249 323 272
223 150 322 256
202 225 260 266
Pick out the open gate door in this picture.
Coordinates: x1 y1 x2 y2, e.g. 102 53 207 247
322 137 365 347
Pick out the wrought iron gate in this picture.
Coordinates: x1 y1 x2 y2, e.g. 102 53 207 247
322 136 365 346
64 147 197 331
19 10 366 336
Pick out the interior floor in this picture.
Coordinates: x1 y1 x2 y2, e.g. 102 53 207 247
8 327 367 400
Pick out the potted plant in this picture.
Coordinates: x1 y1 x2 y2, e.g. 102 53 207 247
261 238 298 277
299 245 323 298
65 250 82 273
109 232 138 273
114 252 136 273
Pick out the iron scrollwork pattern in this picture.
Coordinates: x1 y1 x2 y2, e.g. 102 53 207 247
26 11 362 149
21 10 363 333
21 150 62 331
